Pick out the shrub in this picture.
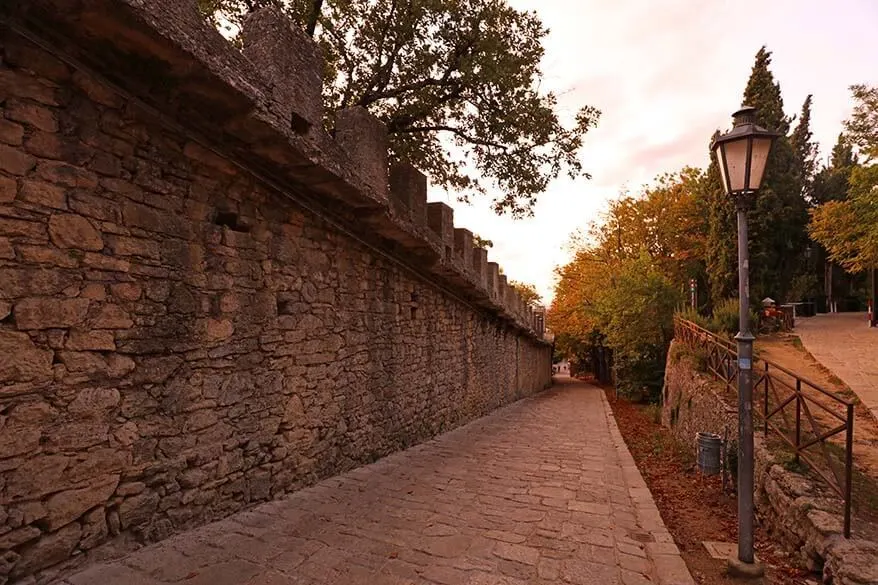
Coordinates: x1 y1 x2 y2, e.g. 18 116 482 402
709 298 740 337
595 255 681 402
675 306 710 331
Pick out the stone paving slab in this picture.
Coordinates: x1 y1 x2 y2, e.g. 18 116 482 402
58 378 694 585
796 313 878 421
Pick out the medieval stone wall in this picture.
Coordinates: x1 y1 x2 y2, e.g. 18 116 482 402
0 3 552 582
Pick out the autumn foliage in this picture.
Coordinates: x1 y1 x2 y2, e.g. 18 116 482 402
549 170 705 399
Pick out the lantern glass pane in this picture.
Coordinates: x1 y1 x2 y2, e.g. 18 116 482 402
724 137 749 192
716 145 730 194
747 136 773 191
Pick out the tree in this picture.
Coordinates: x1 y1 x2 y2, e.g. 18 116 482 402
472 234 494 249
812 134 857 205
594 168 707 288
549 170 700 397
703 47 809 304
199 0 600 216
593 255 680 399
704 147 737 304
790 94 818 202
810 165 878 272
509 281 542 307
810 85 878 274
844 84 878 160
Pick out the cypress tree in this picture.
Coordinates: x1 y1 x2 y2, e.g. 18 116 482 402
704 136 736 304
811 134 859 306
790 95 818 202
812 134 857 205
704 47 810 304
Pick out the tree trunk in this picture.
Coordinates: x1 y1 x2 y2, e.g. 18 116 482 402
306 0 323 37
871 268 877 327
825 260 834 312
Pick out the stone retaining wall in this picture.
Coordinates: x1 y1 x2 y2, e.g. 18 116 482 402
662 341 878 585
0 3 552 582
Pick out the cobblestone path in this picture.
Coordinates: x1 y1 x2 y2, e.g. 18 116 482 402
797 313 878 421
61 379 693 585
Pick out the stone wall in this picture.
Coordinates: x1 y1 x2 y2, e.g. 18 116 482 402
661 343 738 454
0 3 552 582
662 341 878 585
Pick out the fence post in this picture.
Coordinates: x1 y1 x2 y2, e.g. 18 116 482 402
763 362 769 436
845 404 854 538
794 381 801 464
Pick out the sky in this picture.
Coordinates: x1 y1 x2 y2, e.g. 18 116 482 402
426 0 878 305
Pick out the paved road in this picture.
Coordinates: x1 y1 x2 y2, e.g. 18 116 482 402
61 378 693 585
796 313 878 420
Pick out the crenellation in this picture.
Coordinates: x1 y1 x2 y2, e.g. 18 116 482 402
471 246 488 288
334 107 389 206
241 6 324 134
389 162 428 226
453 228 473 266
426 202 454 260
486 262 500 301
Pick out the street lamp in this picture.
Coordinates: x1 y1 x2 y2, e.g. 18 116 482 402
711 106 779 578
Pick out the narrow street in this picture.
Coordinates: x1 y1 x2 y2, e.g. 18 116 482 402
61 379 693 585
796 313 878 422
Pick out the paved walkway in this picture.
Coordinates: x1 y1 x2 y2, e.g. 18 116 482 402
796 313 878 420
60 379 693 585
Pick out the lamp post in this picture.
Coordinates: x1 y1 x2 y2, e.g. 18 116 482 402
711 106 778 578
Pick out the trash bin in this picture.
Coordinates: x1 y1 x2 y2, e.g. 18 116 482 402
697 432 722 476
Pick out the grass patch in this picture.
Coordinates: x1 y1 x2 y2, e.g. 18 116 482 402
643 404 662 425
823 442 878 522
827 373 846 387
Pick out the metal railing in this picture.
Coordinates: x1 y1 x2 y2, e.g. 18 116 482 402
674 317 855 537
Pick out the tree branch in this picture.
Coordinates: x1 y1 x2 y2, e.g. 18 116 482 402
395 124 508 150
305 0 323 37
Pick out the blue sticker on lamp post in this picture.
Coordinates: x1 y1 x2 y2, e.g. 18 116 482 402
738 357 751 370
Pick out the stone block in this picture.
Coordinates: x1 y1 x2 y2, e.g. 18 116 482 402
0 526 41 550
19 179 67 209
335 107 389 204
14 297 89 329
389 162 427 225
241 6 323 133
0 143 36 175
0 118 25 146
6 99 59 133
110 282 142 301
48 214 104 251
68 387 121 416
10 523 81 579
90 304 134 329
80 507 108 550
0 175 17 202
66 329 117 351
118 491 160 530
59 351 134 380
45 474 119 530
0 329 54 383
6 455 70 500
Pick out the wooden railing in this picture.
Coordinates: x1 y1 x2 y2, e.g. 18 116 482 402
674 317 855 537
